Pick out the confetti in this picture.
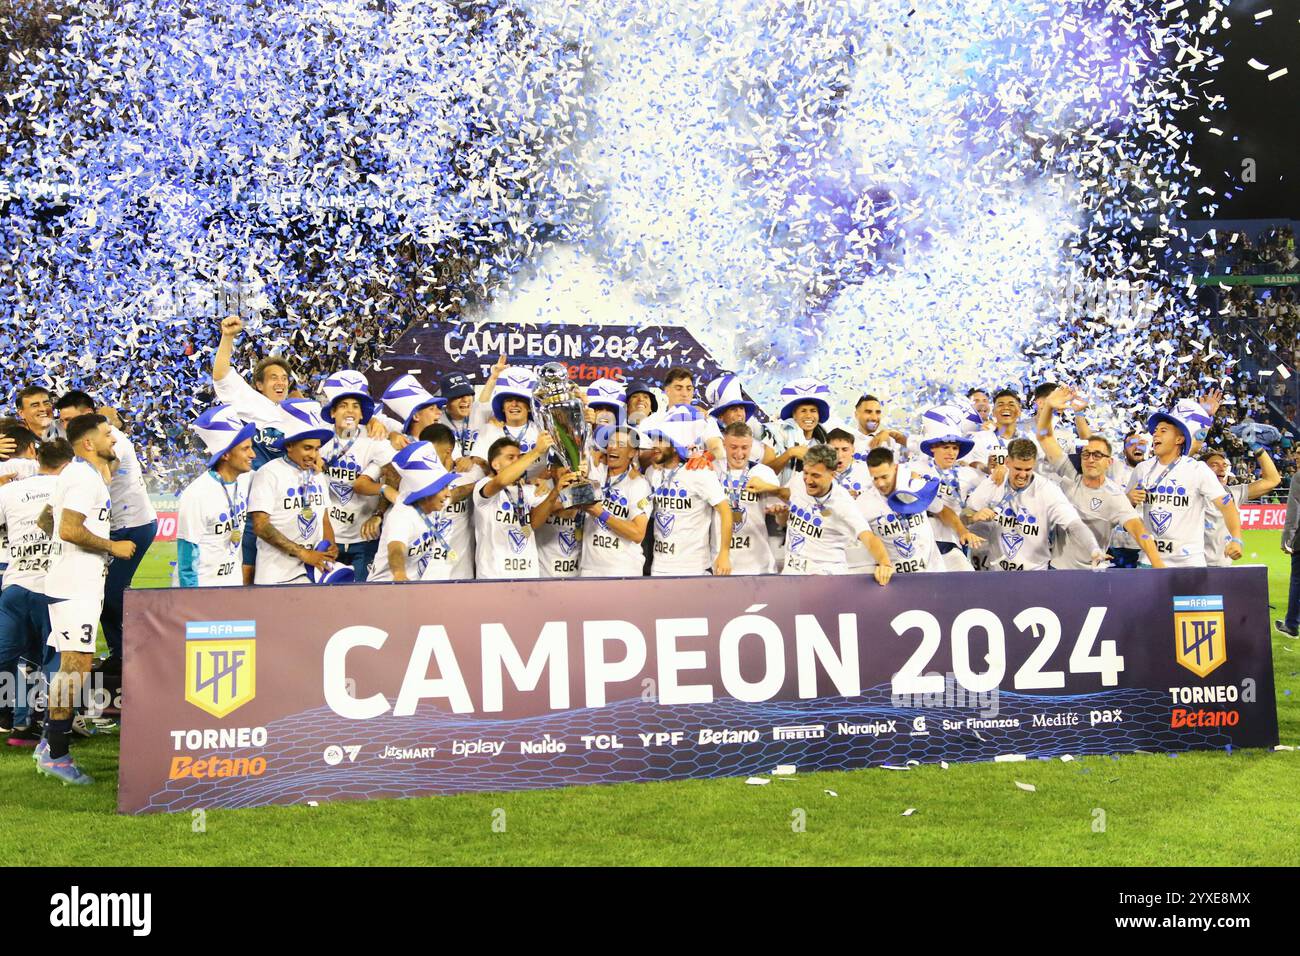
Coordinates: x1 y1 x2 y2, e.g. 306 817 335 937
1014 781 1037 792
771 765 797 776
745 776 770 786
902 808 917 816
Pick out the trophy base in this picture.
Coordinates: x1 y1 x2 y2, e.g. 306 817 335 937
561 482 603 509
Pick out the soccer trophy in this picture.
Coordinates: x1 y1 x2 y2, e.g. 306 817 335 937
533 362 603 508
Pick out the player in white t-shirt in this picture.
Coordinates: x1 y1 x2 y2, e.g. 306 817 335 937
856 447 984 574
413 423 479 579
371 443 465 582
826 428 872 497
767 379 836 482
777 444 893 582
319 373 396 581
0 425 40 585
643 410 733 576
580 427 652 577
38 414 132 785
247 399 338 585
714 422 783 574
473 432 554 579
1125 405 1244 568
177 407 256 587
472 367 544 478
1202 448 1278 568
0 437 71 743
53 390 158 673
850 394 908 464
965 438 1104 572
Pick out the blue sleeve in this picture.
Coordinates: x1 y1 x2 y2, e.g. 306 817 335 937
177 539 200 588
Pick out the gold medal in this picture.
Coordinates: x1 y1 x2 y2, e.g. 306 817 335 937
448 550 459 564
230 528 243 546
731 506 745 524
301 506 315 522
521 525 532 538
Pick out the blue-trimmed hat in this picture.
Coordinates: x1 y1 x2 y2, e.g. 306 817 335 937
305 542 355 585
639 404 707 460
321 370 376 424
585 377 626 413
490 367 537 422
274 398 334 449
382 374 445 432
918 404 976 459
391 440 463 506
1146 398 1214 457
192 404 256 469
778 378 831 423
709 374 757 420
439 373 475 402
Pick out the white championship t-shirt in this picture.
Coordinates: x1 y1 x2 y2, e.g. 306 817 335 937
781 475 871 575
473 476 546 579
580 466 652 577
320 430 395 545
369 503 456 582
646 463 727 575
966 473 1091 571
107 426 157 532
1125 455 1228 568
45 459 112 601
177 470 253 586
247 456 331 585
714 462 779 574
852 480 944 574
0 473 58 593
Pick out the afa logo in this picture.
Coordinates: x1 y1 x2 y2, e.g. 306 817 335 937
1173 595 1227 679
184 620 256 718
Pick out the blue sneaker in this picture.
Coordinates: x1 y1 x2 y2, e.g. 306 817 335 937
32 738 48 762
36 751 93 786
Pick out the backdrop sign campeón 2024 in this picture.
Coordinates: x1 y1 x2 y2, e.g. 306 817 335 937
119 568 1277 814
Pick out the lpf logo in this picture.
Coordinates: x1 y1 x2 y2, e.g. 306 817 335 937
184 620 257 718
1173 595 1227 679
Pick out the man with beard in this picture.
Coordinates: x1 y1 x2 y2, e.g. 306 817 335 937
777 443 893 583
850 394 907 463
854 448 982 574
965 439 1105 572
177 406 257 587
36 415 133 785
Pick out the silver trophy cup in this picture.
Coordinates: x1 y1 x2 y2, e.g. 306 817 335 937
534 362 603 508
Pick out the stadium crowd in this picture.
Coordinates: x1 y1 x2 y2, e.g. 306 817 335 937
0 313 1286 784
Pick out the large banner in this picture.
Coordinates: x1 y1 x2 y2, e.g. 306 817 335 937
373 320 760 410
119 568 1277 814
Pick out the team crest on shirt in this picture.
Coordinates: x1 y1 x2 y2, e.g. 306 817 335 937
298 511 317 539
1090 497 1102 512
1149 508 1173 536
655 511 676 538
508 529 528 554
331 480 354 505
789 533 806 553
895 537 916 558
558 529 579 554
1000 530 1024 558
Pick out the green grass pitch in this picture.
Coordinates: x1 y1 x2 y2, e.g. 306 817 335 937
2 533 1296 866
